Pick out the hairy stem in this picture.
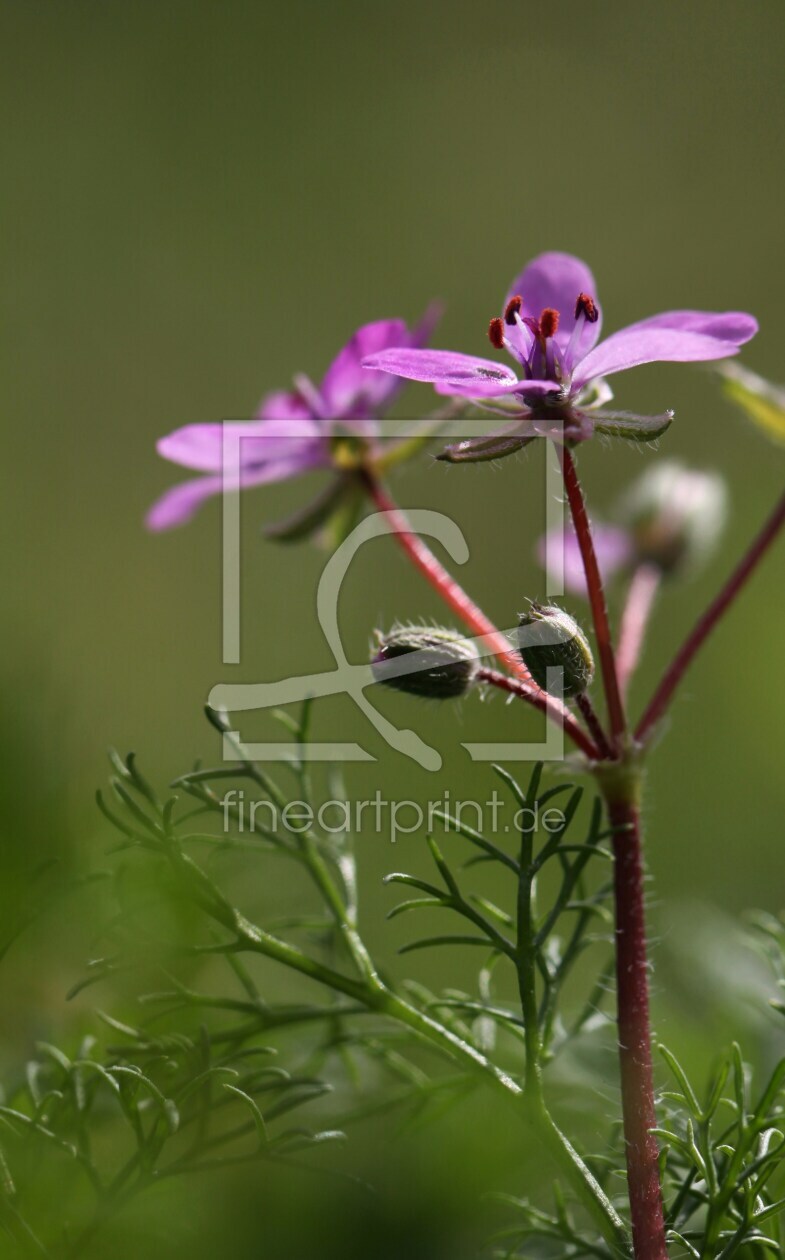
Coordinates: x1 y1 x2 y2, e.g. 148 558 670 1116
557 445 627 747
360 469 599 758
617 565 661 704
576 691 614 760
476 667 600 760
602 780 667 1260
636 488 785 742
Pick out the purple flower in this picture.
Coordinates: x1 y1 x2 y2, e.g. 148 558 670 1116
362 252 758 460
148 313 437 531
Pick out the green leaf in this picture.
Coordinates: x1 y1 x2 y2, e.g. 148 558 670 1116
319 481 366 550
437 432 536 464
398 935 498 955
658 1044 702 1118
428 809 519 874
666 1230 701 1259
383 873 445 899
425 835 460 897
591 408 674 441
386 897 447 920
263 475 355 543
223 1084 268 1146
491 763 531 810
720 362 785 446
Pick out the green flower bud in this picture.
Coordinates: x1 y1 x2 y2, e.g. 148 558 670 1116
620 461 728 576
371 626 480 699
517 604 595 698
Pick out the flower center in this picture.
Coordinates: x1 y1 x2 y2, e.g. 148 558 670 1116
488 291 599 391
331 432 367 470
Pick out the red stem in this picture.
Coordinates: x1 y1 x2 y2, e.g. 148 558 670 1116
636 488 785 742
576 691 614 760
617 565 662 704
360 470 600 760
607 794 668 1260
476 668 600 761
557 446 627 747
557 447 666 1253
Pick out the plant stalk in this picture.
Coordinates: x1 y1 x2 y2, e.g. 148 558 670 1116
557 445 627 747
576 690 614 760
601 776 667 1260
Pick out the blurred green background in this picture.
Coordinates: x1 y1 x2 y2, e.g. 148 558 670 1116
2 2 784 1255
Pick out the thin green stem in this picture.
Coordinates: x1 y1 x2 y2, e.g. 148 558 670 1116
516 822 542 1097
535 1105 630 1257
163 838 628 1253
298 832 382 989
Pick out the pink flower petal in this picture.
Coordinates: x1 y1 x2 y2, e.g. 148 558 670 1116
321 308 440 415
362 348 525 398
157 418 323 473
256 390 315 423
505 252 602 352
322 319 410 414
146 474 225 530
156 425 230 473
615 310 758 343
147 453 329 530
573 325 749 391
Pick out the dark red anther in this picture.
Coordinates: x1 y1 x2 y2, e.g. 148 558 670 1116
539 308 560 339
504 295 523 325
575 292 599 323
488 317 505 349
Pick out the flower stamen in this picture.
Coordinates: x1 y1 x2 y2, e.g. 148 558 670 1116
504 295 523 324
562 293 600 381
488 317 506 350
575 293 599 323
540 308 560 340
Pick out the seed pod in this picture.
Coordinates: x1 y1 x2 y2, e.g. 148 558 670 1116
517 604 595 698
371 626 479 699
620 461 728 576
